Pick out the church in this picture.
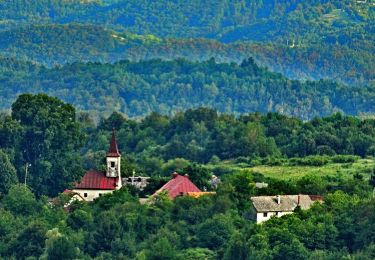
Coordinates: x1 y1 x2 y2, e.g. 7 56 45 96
71 130 122 201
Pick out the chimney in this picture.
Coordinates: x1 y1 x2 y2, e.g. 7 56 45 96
172 172 178 179
277 195 281 204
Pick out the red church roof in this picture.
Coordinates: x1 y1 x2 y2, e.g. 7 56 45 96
107 129 120 157
74 170 118 190
155 172 201 199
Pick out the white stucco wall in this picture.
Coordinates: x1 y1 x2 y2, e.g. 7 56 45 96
72 189 114 202
256 211 293 224
106 157 122 188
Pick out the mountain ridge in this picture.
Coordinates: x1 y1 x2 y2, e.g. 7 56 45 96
0 57 373 120
0 23 372 85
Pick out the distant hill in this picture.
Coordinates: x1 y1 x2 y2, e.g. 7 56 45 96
0 0 373 42
0 57 373 120
0 24 372 85
0 0 373 111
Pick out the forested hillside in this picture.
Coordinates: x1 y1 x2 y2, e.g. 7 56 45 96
0 94 374 259
0 1 373 84
0 0 372 41
0 24 372 84
0 58 373 119
2 94 375 196
85 108 375 167
0 1 374 258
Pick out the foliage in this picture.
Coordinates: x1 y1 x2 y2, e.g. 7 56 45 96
0 149 18 196
3 184 39 216
11 94 85 196
0 59 374 121
0 95 373 258
41 228 78 260
0 173 373 259
83 109 375 166
0 0 372 51
0 24 372 85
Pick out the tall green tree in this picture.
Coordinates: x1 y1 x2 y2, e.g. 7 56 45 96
3 184 39 216
42 229 78 260
0 150 18 195
145 237 178 260
11 94 84 196
181 163 212 190
8 221 47 259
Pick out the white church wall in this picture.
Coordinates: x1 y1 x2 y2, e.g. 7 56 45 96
72 189 114 202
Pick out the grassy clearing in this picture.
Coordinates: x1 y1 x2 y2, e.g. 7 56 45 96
322 9 351 22
208 158 375 181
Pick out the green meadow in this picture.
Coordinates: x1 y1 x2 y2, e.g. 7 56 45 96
208 157 375 181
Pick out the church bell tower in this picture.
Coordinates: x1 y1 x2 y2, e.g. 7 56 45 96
106 129 122 189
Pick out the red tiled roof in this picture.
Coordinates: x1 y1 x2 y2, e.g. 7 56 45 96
155 172 201 199
107 129 120 157
74 170 118 190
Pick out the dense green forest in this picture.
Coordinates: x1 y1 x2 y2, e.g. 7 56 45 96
0 94 375 259
0 24 372 85
0 58 373 119
1 94 375 195
0 1 374 259
85 107 375 166
0 1 373 84
0 0 372 42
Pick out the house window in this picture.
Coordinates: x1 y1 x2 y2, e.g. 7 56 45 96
263 212 268 217
111 162 115 167
84 193 88 198
276 212 279 216
98 193 102 197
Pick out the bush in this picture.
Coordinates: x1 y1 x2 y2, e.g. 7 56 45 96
317 145 336 156
263 157 286 166
331 155 360 164
248 157 263 167
289 156 329 166
209 155 221 164
235 156 251 164
211 166 234 176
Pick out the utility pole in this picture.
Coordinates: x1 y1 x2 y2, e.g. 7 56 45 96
132 169 135 186
24 163 31 186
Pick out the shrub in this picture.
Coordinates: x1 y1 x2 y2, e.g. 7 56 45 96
263 157 286 166
211 166 234 176
289 156 329 166
331 155 360 164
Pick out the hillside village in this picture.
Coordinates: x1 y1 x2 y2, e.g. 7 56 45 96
0 94 374 259
64 130 324 225
0 0 374 258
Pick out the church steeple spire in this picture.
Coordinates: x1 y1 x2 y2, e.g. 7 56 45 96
107 129 120 157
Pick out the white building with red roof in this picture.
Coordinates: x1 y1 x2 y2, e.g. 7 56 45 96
71 130 122 201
